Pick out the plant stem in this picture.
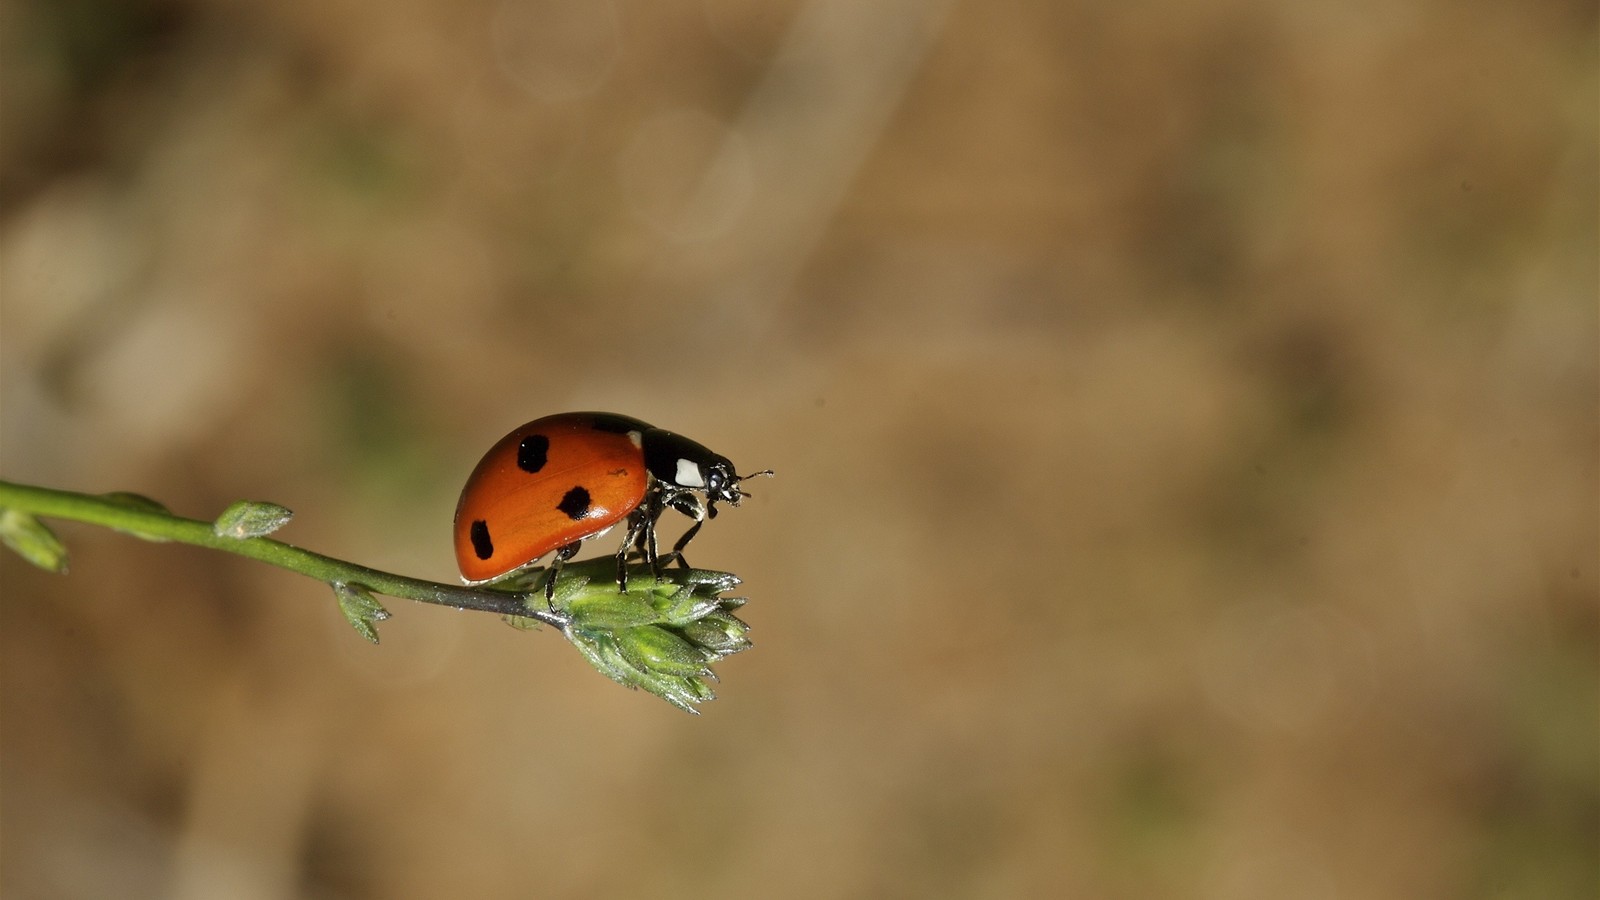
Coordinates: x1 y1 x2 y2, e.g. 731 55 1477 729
0 479 563 627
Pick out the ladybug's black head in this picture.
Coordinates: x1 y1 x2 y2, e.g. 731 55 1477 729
642 429 771 506
701 459 738 504
702 459 774 507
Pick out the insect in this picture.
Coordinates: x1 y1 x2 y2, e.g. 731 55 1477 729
453 412 771 601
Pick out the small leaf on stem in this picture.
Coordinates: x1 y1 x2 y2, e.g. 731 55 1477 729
501 614 543 631
101 492 174 541
213 500 294 539
334 581 391 644
101 492 170 514
0 508 69 573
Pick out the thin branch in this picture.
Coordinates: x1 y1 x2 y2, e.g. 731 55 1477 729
0 479 564 627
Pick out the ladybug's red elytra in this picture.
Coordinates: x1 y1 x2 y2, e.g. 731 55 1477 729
453 412 770 598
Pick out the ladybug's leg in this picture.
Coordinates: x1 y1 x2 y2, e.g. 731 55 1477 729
615 508 651 593
640 486 665 570
545 541 583 606
640 487 680 577
660 495 710 570
666 524 697 569
643 491 665 574
617 487 671 582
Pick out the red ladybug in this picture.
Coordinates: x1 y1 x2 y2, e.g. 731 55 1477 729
453 412 770 598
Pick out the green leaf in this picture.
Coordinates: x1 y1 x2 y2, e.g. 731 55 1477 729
101 492 169 513
566 629 635 687
0 509 69 573
681 569 742 593
681 613 752 655
651 586 722 625
334 581 390 644
615 625 712 679
544 569 591 610
565 590 663 630
643 671 714 715
212 500 294 539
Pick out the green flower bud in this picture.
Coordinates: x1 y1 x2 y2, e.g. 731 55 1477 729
543 557 755 714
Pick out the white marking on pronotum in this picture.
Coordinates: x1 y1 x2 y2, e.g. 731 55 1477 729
627 430 643 448
674 458 705 487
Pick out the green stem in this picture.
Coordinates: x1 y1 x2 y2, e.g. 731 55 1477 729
0 479 563 627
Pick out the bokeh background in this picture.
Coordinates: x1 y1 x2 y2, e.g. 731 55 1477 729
2 0 1595 897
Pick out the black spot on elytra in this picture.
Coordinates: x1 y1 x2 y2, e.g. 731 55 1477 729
557 486 591 520
517 435 549 473
470 520 494 560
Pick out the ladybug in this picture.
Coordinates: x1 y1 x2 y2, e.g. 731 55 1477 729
453 412 771 600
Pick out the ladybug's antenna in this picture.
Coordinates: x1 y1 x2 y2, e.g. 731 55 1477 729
732 469 774 500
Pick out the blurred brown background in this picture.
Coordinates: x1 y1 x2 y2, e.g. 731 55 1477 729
1 0 1595 897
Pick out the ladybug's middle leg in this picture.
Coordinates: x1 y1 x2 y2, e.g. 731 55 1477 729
621 487 670 585
614 508 652 594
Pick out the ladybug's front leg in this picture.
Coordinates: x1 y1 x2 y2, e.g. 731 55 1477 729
660 494 709 571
